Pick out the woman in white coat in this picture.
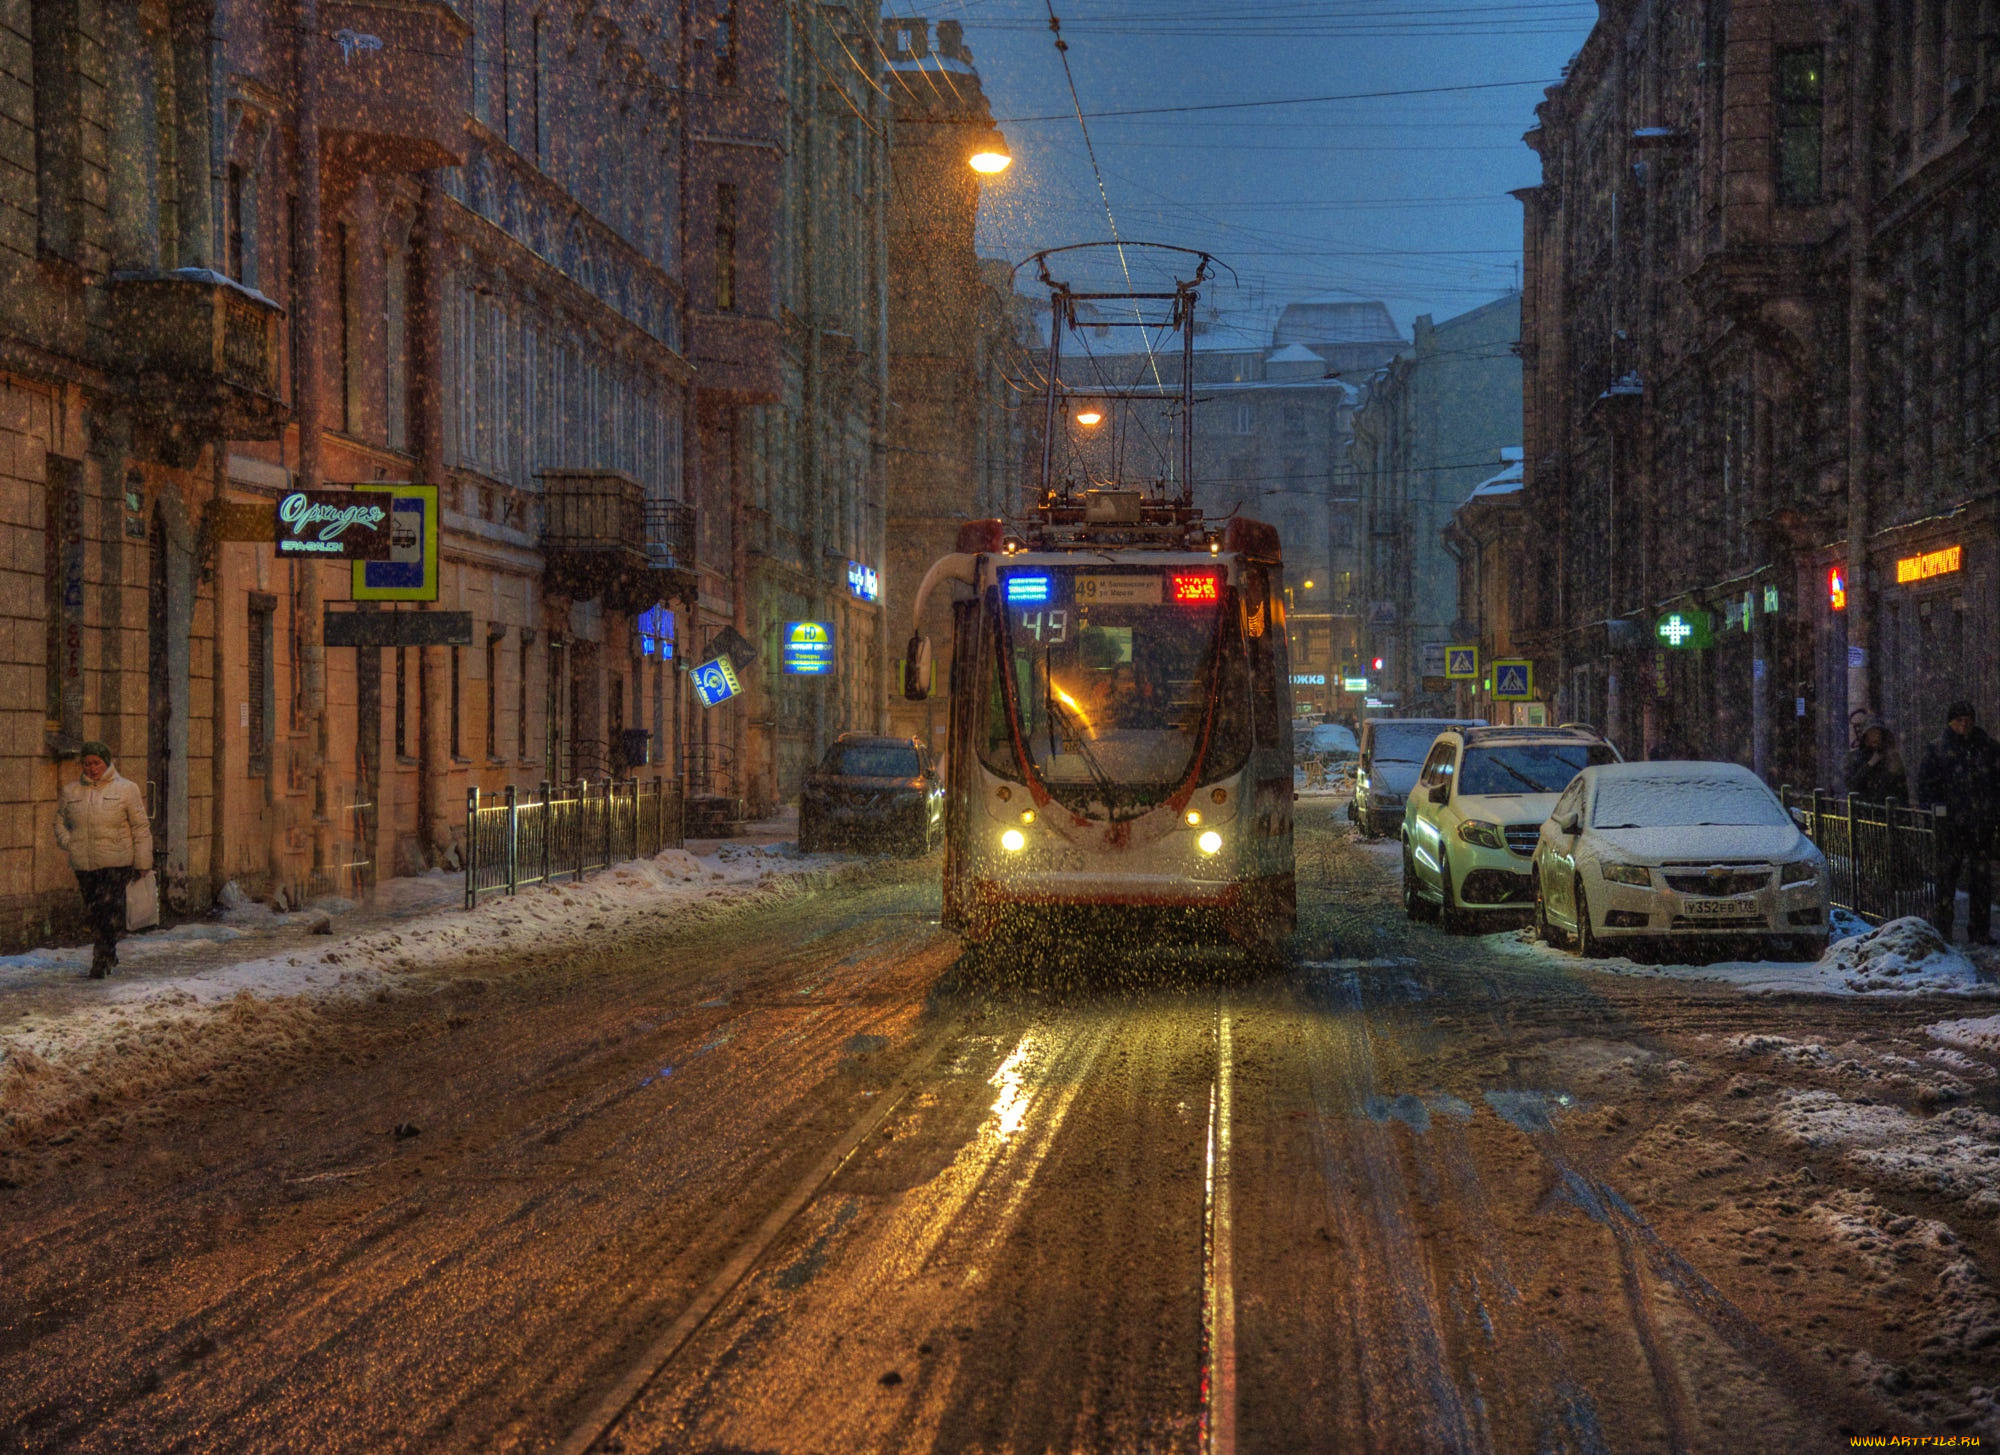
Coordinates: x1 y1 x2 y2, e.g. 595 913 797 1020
54 741 153 978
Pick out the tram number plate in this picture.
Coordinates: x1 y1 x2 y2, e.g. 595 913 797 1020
1076 575 1161 605
1683 897 1751 917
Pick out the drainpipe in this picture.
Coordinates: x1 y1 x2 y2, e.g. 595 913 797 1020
1845 0 1877 728
293 0 331 883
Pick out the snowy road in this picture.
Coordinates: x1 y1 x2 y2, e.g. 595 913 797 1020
4 806 2000 1451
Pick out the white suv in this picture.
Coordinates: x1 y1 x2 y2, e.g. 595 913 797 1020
1401 726 1621 932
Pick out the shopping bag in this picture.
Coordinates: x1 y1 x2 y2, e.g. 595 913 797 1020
125 870 160 932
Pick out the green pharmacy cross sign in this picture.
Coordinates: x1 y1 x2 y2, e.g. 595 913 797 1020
1654 609 1715 650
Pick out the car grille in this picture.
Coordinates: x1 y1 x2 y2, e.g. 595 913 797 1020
1503 824 1539 856
1669 914 1767 931
1461 868 1531 905
1662 870 1770 896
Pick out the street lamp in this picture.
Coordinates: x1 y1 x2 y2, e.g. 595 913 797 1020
1074 406 1104 428
968 127 1012 175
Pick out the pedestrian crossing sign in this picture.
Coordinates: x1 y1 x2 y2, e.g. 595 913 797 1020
1493 660 1534 701
1445 645 1478 679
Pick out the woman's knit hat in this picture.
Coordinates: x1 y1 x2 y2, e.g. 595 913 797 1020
79 740 113 764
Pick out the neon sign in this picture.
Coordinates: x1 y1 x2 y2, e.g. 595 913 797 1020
1654 609 1714 650
1827 567 1846 612
1171 572 1220 604
846 560 879 602
1896 545 1963 585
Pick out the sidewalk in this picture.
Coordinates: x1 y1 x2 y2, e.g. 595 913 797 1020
0 810 851 1162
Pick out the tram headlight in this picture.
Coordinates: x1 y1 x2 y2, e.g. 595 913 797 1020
1197 830 1223 856
1020 810 1036 825
1001 828 1027 853
1184 810 1202 827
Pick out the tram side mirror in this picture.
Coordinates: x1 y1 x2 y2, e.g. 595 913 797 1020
903 636 933 701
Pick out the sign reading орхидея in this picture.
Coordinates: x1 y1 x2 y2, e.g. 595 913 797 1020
274 490 392 559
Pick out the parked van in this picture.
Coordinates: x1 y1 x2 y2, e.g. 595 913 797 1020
1350 717 1485 837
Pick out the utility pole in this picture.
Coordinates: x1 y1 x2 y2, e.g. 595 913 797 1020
294 0 332 883
1844 0 1877 727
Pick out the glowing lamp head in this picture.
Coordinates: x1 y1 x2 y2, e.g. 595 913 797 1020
1000 828 1027 853
1197 830 1223 856
968 128 1012 175
1074 407 1104 428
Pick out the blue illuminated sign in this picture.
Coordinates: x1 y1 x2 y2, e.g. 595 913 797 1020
692 655 741 707
1005 574 1051 605
637 604 675 660
782 620 836 675
847 560 879 602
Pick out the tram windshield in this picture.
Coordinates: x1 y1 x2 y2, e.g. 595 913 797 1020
977 566 1251 814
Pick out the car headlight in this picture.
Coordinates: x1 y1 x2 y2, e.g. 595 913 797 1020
1780 859 1820 888
1600 862 1651 887
1456 820 1506 850
1000 829 1026 853
1197 830 1223 855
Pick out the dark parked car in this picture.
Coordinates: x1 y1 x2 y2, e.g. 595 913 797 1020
798 735 944 854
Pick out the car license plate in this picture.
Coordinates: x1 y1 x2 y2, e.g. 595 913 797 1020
1683 897 1750 917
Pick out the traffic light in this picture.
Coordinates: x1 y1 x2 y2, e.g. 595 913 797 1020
1371 656 1385 672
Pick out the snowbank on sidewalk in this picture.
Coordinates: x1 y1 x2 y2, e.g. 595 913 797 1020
1489 912 1992 997
0 841 855 1157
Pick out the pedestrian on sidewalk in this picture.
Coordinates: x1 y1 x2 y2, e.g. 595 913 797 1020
1916 701 1999 946
1844 715 1910 802
53 742 153 978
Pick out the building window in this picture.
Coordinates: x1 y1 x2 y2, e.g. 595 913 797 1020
338 221 362 433
226 164 247 281
486 630 500 759
384 237 408 453
715 182 738 311
1230 400 1254 435
1283 404 1307 438
395 646 409 758
1775 47 1825 206
247 594 276 775
714 0 739 85
450 646 463 758
31 3 81 259
518 629 534 761
44 459 84 741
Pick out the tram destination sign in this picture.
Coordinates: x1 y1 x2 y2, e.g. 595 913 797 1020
276 490 392 559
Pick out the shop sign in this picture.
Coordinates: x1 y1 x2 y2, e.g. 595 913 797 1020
351 484 439 601
1291 673 1326 686
782 620 836 675
1827 566 1847 612
692 656 741 707
1895 544 1963 585
847 560 879 602
276 490 391 559
1654 609 1714 649
1343 676 1370 692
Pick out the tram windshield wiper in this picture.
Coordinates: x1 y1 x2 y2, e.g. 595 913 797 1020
1043 681 1121 811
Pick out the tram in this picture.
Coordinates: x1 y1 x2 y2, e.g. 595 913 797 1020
901 245 1295 951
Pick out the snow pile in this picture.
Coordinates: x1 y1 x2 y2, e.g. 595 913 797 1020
1778 1091 2000 1218
0 840 855 1159
1819 916 1981 994
1928 1015 2000 1057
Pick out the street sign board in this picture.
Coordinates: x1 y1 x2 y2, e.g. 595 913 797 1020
781 620 835 675
1422 676 1449 694
351 484 439 601
1653 609 1714 649
323 609 472 648
692 656 741 707
847 560 880 602
1445 645 1478 679
1343 676 1370 692
1420 642 1446 678
211 501 276 541
1493 659 1534 700
278 490 392 559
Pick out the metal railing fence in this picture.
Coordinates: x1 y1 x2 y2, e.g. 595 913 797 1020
1779 788 1939 926
466 778 685 909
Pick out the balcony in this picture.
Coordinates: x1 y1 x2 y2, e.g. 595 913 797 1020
106 269 288 443
318 0 471 171
539 471 699 612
